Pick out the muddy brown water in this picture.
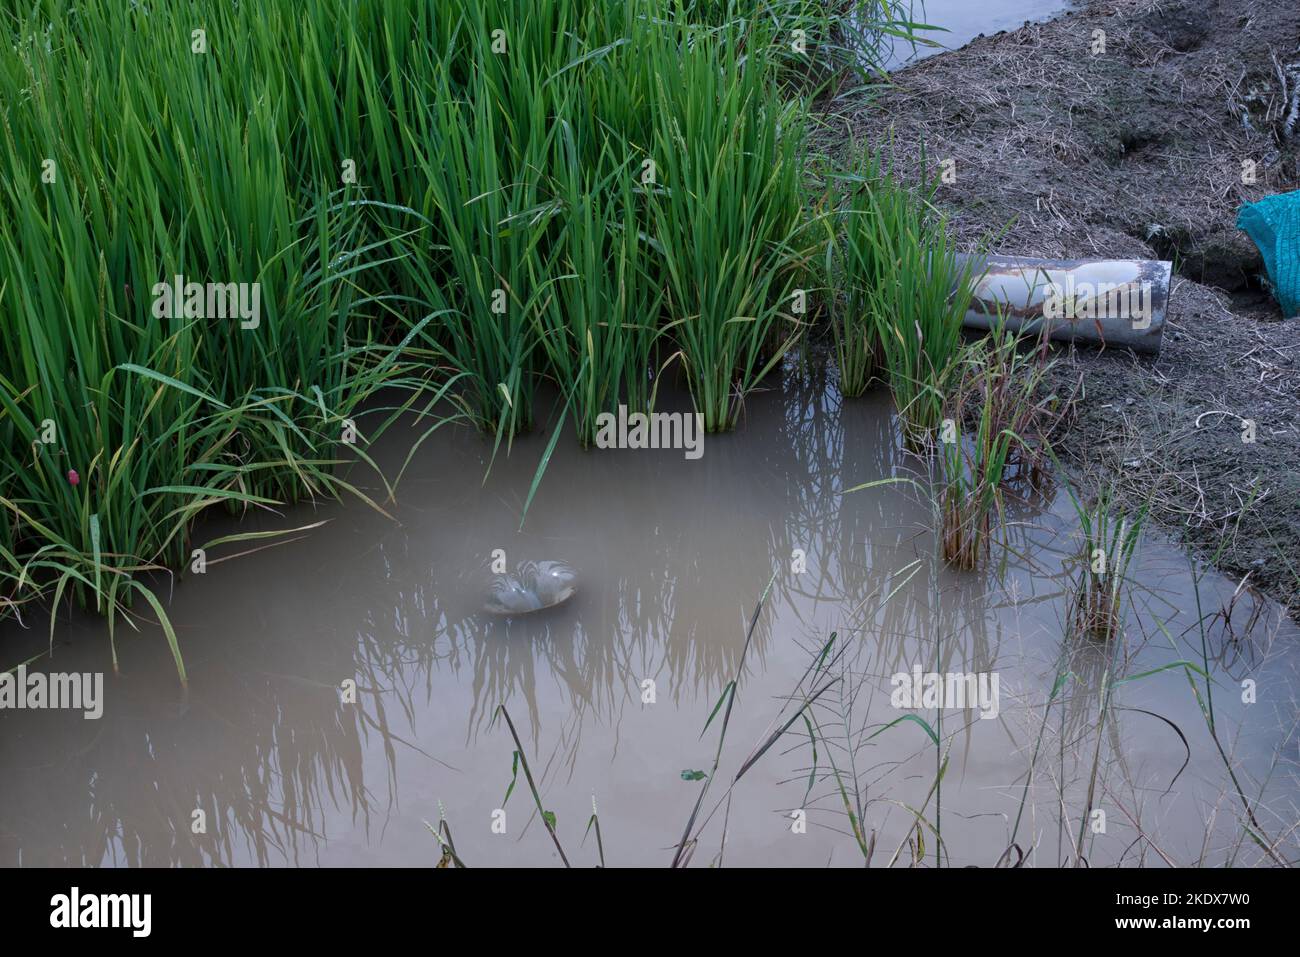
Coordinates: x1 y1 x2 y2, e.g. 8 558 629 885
1 364 1297 867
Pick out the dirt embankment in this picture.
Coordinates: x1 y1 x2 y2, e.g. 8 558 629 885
834 0 1300 616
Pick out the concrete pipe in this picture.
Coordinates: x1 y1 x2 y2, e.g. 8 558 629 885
956 254 1172 354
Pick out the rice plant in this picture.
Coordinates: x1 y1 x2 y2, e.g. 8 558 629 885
937 379 1015 570
532 152 664 447
1063 485 1146 643
649 23 810 431
834 152 979 445
679 0 928 88
936 320 1059 568
825 151 889 397
398 68 554 438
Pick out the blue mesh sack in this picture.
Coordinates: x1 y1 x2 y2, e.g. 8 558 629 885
1237 189 1300 318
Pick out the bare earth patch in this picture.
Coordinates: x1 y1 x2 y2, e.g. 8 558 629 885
830 0 1300 615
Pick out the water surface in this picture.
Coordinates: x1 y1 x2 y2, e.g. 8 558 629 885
1 364 1297 867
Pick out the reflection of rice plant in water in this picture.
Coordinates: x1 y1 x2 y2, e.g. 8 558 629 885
425 575 856 867
483 561 578 615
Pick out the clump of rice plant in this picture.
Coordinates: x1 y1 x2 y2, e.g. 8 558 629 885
935 319 1062 567
679 0 925 91
832 151 980 443
1000 331 1075 491
532 152 664 448
936 368 1015 570
1064 485 1146 642
648 23 810 431
391 16 567 439
825 151 888 397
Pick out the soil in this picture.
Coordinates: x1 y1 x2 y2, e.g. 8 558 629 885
830 0 1300 616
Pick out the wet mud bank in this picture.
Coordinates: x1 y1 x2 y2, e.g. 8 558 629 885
836 0 1300 615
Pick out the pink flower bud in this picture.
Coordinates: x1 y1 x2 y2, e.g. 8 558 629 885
67 469 79 486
